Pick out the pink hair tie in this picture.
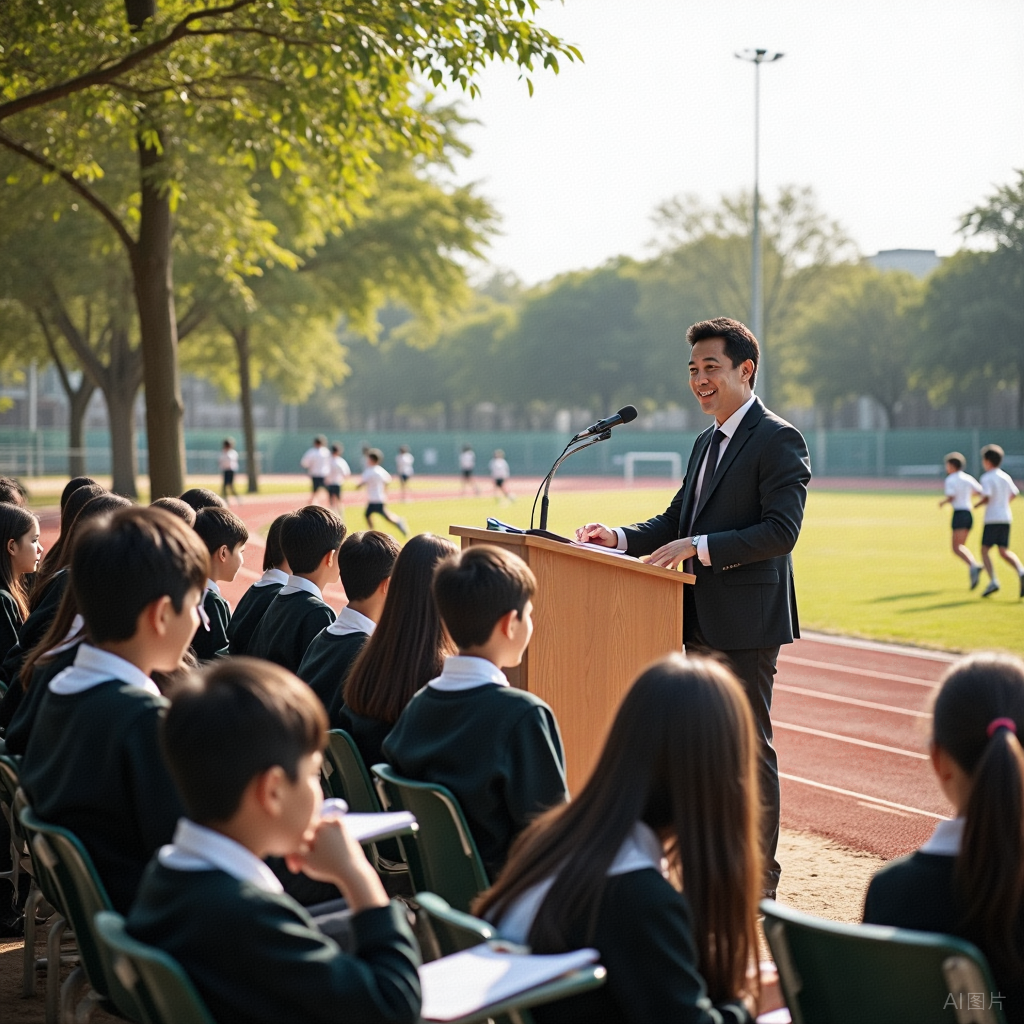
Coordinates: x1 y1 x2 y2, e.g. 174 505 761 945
987 717 1018 739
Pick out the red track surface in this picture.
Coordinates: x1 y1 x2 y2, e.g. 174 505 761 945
34 483 956 860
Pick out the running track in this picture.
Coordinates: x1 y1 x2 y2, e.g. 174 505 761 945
35 481 954 860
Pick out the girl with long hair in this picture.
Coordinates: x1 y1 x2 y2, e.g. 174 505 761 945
337 533 457 768
864 652 1024 1022
30 482 104 609
475 654 775 1023
0 504 43 663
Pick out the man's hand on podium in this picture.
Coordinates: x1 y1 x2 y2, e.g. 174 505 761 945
574 523 618 547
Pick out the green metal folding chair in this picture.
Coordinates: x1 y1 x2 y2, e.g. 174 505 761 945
761 898 1008 1024
372 763 489 915
19 804 141 1023
414 891 607 1024
94 911 215 1024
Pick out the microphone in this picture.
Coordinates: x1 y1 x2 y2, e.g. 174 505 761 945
572 405 637 441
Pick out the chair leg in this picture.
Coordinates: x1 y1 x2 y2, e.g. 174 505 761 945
45 914 67 1024
59 965 90 1024
23 879 42 997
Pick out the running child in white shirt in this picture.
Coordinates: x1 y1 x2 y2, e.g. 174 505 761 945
356 449 408 537
975 444 1024 599
395 445 414 502
938 452 982 590
300 436 333 506
489 449 513 504
459 445 480 495
219 438 241 505
325 444 351 513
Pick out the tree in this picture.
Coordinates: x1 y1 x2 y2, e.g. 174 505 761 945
0 1 579 495
790 266 925 427
650 185 858 406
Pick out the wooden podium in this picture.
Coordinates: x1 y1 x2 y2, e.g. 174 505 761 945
450 527 693 793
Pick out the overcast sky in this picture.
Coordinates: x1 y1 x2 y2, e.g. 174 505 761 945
448 0 1024 285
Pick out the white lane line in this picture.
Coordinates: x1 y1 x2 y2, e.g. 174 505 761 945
780 773 947 820
779 655 939 689
775 683 931 718
774 720 929 759
800 631 957 663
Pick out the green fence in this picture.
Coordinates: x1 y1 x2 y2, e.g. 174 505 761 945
1 427 1022 480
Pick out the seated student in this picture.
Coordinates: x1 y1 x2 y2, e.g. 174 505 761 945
299 530 401 711
863 652 1024 1022
333 534 455 766
127 658 421 1024
179 487 227 513
150 496 197 527
0 505 42 666
0 477 27 507
19 506 207 914
190 507 248 663
476 655 779 1024
1 491 127 688
382 544 567 879
227 514 290 656
249 507 344 673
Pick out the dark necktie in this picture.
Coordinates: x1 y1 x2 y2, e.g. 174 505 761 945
695 428 727 518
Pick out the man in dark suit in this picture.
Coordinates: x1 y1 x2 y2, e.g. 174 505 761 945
576 317 811 895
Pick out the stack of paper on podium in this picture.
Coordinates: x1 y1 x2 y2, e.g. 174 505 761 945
420 943 600 1022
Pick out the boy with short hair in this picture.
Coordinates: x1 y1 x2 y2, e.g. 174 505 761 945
249 507 345 671
179 487 227 512
382 544 567 878
191 506 248 663
20 506 208 913
298 530 400 711
357 449 408 536
975 443 1024 598
126 658 421 1024
938 451 982 589
227 513 291 657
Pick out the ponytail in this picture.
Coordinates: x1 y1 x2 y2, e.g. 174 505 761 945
957 722 1024 976
933 653 1024 977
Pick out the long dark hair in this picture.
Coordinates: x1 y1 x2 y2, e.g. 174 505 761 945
31 483 105 609
0 504 39 620
475 654 762 1005
342 533 458 724
933 652 1024 977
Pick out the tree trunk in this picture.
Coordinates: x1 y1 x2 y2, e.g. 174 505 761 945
105 383 140 498
133 136 185 498
123 0 182 497
67 379 96 478
232 325 260 493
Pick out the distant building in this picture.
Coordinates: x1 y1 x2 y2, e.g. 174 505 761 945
868 249 942 278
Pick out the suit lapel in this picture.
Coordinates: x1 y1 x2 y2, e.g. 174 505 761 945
678 424 715 532
692 398 765 522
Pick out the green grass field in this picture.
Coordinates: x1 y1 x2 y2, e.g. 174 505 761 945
377 487 1024 657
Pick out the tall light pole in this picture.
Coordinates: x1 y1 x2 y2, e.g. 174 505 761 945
735 47 783 404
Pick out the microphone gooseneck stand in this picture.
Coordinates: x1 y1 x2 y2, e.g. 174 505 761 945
530 429 613 532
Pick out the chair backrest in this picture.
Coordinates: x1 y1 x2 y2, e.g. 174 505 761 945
325 730 382 813
761 899 1007 1024
18 803 139 1019
372 763 489 913
94 911 216 1024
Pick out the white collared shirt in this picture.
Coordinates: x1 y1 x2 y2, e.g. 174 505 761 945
277 575 325 601
158 818 284 893
253 567 289 589
427 655 509 692
49 643 161 698
325 605 377 637
613 394 757 565
496 821 667 944
919 816 964 856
